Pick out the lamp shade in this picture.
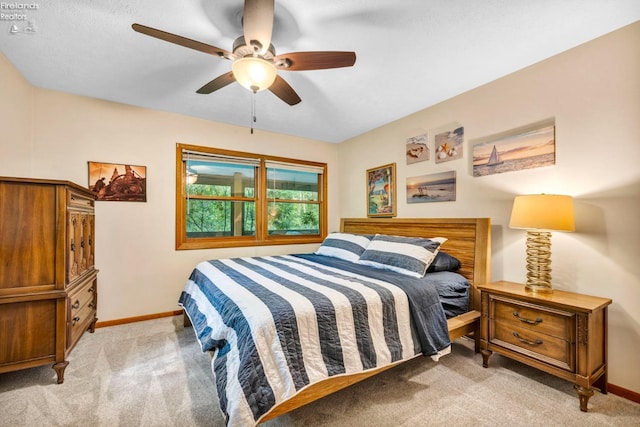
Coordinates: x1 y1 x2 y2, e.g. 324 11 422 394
232 57 277 93
509 194 575 232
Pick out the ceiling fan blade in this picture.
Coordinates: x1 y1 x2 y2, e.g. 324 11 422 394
132 23 233 59
273 51 356 71
243 0 274 55
269 75 301 105
196 72 236 94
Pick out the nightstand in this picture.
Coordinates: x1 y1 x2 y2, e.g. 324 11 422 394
478 281 612 412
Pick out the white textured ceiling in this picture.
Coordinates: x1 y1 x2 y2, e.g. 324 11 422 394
1 1 639 143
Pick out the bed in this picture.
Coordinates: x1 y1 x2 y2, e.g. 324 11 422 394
179 217 491 426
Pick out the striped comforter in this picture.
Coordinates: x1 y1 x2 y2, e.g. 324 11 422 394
179 254 452 426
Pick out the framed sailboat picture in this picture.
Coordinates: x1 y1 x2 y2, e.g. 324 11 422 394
472 119 555 177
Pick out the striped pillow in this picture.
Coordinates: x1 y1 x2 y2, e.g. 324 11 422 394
315 232 373 263
358 234 447 278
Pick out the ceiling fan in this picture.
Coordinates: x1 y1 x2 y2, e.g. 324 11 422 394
132 0 356 106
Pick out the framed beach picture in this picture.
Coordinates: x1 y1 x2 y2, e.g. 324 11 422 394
406 171 456 203
88 161 147 202
406 132 430 164
435 126 464 163
366 163 396 217
472 119 555 177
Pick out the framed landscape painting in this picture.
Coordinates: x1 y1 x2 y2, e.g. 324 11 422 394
366 163 396 217
88 161 147 202
406 171 456 203
472 119 555 177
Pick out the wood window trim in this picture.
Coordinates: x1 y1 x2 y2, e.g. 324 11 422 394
175 143 327 250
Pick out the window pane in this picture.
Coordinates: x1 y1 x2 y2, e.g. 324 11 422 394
267 202 319 235
186 200 256 237
187 160 255 197
177 144 326 249
267 168 319 201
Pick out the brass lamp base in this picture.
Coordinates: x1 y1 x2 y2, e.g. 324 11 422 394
524 230 553 293
525 282 553 293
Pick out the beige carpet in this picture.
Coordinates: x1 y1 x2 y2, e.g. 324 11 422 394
0 315 638 426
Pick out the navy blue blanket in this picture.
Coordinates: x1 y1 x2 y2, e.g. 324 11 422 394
179 254 458 426
293 253 452 355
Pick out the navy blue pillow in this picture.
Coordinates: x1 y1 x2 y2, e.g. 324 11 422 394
426 251 461 273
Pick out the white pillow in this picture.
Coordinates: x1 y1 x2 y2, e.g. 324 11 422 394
315 232 372 263
358 234 447 278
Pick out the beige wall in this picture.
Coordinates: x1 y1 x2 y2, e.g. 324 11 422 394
0 53 33 173
0 53 340 325
338 22 640 393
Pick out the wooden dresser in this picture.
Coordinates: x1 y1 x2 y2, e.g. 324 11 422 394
478 281 611 412
0 176 98 383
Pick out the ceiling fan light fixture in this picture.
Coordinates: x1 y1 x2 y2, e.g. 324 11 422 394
232 56 277 93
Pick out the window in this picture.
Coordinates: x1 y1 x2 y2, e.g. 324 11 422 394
176 143 327 250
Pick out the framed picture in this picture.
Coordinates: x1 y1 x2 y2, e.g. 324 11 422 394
366 163 396 217
88 161 147 202
406 171 456 203
435 126 464 163
406 132 430 164
472 119 555 177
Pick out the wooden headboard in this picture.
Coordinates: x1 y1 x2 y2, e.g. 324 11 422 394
340 217 491 311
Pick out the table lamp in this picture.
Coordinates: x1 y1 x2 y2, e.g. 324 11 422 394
509 194 575 293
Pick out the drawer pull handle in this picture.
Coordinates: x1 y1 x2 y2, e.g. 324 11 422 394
72 316 81 326
72 300 80 309
513 331 543 346
513 311 543 325
88 287 95 293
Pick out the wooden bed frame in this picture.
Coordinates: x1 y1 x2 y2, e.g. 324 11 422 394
256 217 492 423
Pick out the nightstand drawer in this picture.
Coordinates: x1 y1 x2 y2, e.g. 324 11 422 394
493 297 573 339
492 321 573 371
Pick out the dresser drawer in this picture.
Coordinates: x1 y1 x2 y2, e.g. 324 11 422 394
493 297 574 339
68 189 95 211
491 321 573 371
69 303 96 348
69 280 96 313
66 276 97 351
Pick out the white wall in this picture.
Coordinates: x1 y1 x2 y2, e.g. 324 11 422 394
338 22 640 394
0 53 341 324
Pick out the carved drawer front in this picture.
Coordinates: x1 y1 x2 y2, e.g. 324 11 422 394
491 321 573 371
68 190 95 211
493 298 572 339
67 279 97 350
69 302 96 348
69 282 96 314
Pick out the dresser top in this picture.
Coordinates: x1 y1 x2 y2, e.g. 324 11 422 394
0 176 93 197
479 281 612 312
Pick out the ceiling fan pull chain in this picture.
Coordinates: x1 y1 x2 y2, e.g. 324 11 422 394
251 93 257 134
